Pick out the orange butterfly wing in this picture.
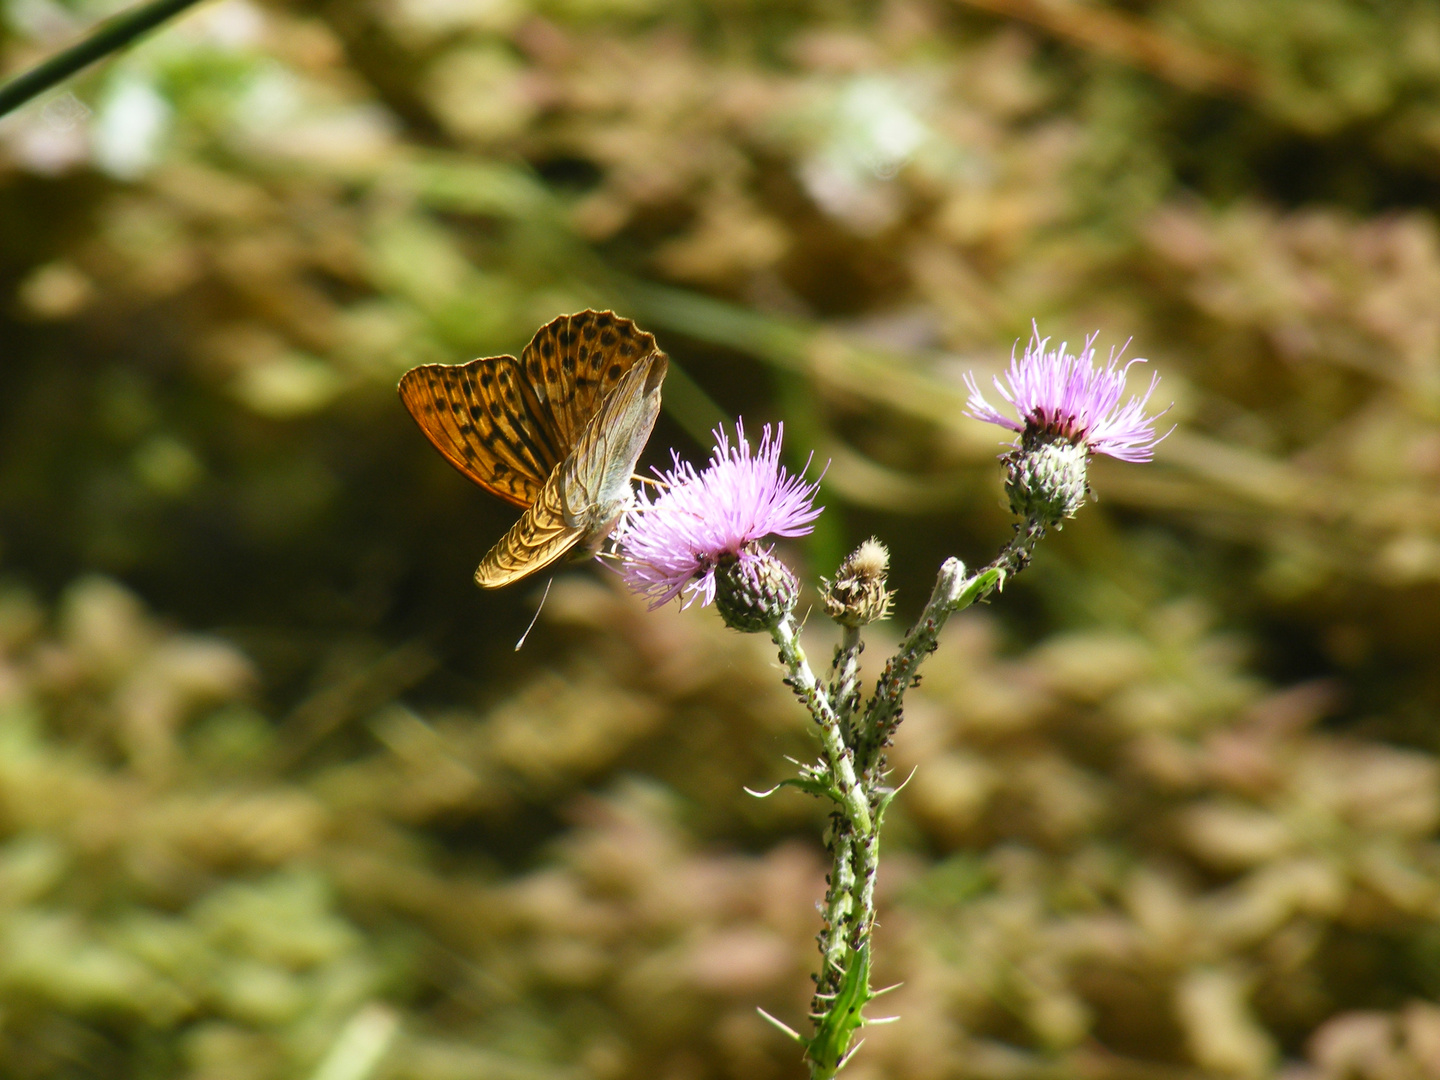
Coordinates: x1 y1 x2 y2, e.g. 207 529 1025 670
399 310 669 589
398 354 561 509
513 310 661 457
471 472 584 588
397 311 660 510
474 352 668 588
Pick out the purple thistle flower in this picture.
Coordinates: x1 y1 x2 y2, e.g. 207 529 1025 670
618 421 823 610
963 327 1171 462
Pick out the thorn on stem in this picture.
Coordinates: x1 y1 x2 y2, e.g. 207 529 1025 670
756 1007 806 1043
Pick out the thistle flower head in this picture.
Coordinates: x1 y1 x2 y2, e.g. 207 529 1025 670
618 421 823 613
964 326 1170 463
964 327 1171 524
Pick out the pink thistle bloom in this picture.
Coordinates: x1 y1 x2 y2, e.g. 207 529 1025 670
964 327 1171 462
618 421 823 609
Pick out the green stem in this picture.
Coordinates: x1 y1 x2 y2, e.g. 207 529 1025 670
828 623 864 744
852 813 879 953
858 522 1043 778
772 615 872 836
815 824 856 1000
769 521 1047 1076
806 943 872 1079
0 0 210 118
768 614 878 1079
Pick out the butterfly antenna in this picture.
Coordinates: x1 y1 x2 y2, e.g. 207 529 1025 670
514 577 554 651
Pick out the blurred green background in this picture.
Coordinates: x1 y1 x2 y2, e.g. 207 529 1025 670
5 0 1440 1077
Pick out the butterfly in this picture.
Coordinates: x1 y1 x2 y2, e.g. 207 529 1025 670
398 310 668 588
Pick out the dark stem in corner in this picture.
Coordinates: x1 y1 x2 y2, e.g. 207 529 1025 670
0 0 210 118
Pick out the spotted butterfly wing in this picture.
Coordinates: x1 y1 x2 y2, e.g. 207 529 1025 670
398 353 552 509
398 311 667 587
473 351 668 587
517 309 661 453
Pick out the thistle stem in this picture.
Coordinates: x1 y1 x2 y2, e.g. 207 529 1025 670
815 823 856 999
852 817 879 953
858 521 1043 778
770 613 877 1079
828 623 864 743
769 517 1048 1078
772 615 872 836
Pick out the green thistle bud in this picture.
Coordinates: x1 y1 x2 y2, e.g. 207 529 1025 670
1002 433 1089 526
713 544 798 633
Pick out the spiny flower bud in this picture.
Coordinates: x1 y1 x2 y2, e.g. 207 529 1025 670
713 544 798 633
1002 432 1089 526
821 538 894 627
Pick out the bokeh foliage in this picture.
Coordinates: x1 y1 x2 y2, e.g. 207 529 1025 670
4 0 1440 1076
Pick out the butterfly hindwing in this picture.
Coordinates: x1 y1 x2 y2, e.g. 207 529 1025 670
398 355 564 508
473 475 584 588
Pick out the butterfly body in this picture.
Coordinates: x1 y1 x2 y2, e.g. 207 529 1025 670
398 311 668 588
